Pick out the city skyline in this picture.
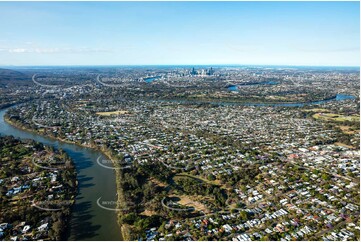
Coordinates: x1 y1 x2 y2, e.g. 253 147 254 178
0 1 359 66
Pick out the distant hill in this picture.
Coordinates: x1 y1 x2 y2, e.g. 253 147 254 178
0 68 31 87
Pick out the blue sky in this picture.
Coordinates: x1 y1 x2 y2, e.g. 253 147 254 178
0 1 359 66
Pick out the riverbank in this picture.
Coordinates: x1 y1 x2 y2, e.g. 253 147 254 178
98 147 136 240
156 93 356 107
4 114 132 240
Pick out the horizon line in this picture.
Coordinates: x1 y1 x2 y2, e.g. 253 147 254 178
1 64 360 68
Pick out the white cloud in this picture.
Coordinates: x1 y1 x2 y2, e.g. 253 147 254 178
9 48 27 53
0 47 113 54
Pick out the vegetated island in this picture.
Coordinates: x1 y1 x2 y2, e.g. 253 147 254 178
0 135 77 240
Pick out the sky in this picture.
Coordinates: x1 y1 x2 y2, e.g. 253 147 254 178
0 1 359 66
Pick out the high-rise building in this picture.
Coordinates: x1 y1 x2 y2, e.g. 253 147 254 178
206 67 214 76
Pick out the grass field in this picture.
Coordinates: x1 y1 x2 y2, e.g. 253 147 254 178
96 110 129 116
175 173 223 187
140 210 157 216
339 125 359 135
150 178 167 188
303 108 330 113
334 142 355 149
175 173 229 192
313 112 359 138
313 113 360 122
169 195 210 213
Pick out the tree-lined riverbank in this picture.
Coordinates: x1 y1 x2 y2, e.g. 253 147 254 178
1 107 123 241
